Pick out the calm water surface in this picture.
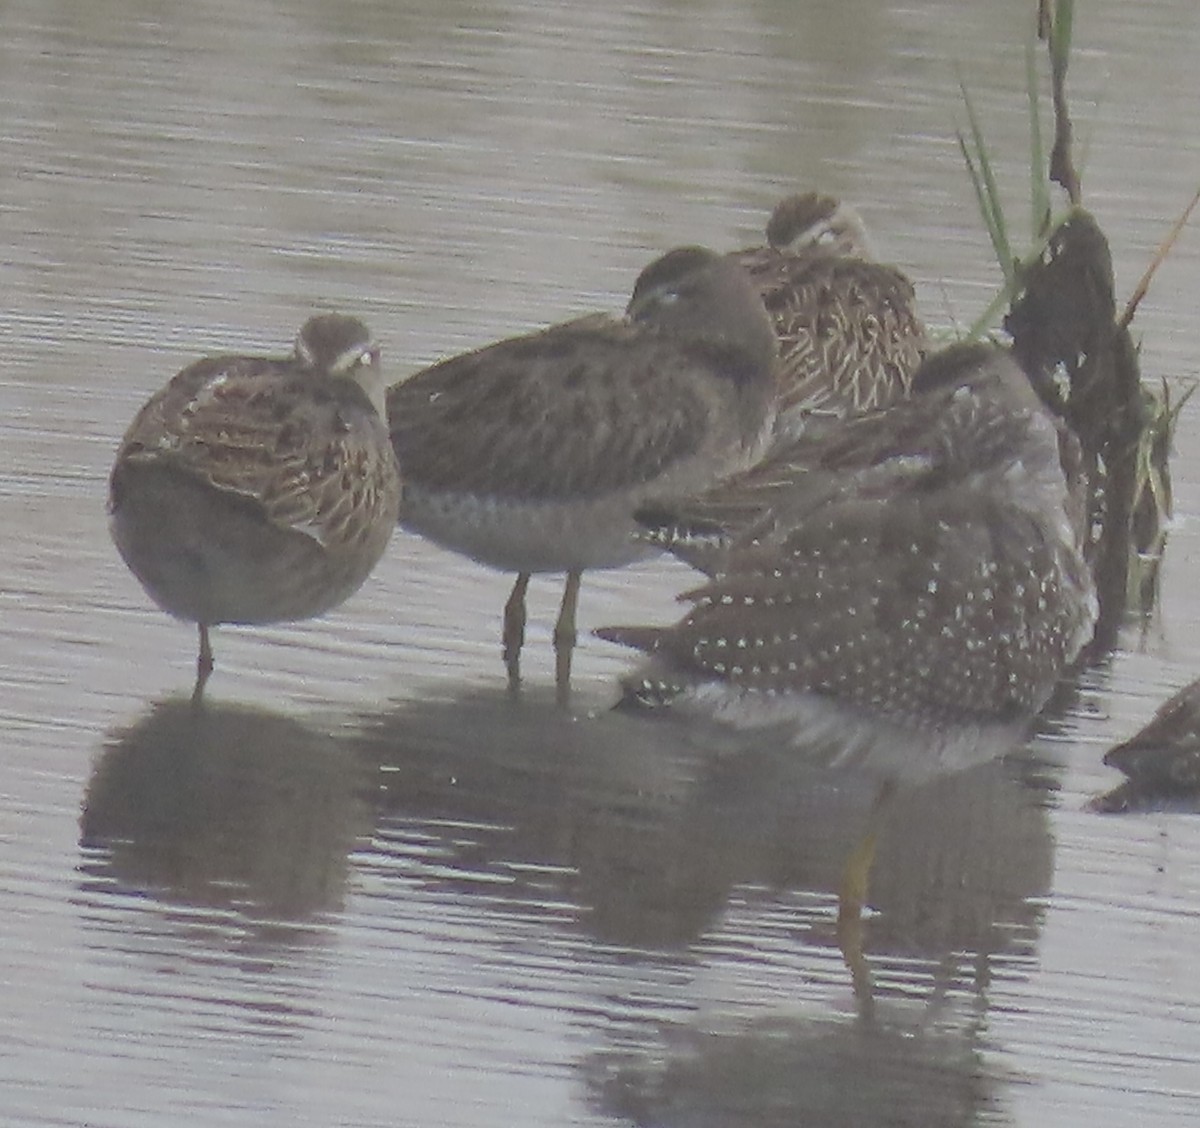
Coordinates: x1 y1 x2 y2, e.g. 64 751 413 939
3 1 1200 1125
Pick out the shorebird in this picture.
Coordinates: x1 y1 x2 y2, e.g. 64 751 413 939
602 342 1095 987
599 341 1096 770
730 192 929 443
109 313 401 701
387 246 779 701
1093 678 1200 812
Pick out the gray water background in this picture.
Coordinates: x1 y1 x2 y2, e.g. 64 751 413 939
3 2 1200 1125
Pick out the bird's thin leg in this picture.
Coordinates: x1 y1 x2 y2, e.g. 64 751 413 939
503 573 530 693
553 570 582 706
192 623 214 706
836 779 897 1020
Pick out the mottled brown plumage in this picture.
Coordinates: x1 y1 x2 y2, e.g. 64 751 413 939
599 343 1096 762
1092 679 1200 811
730 192 928 441
387 246 779 699
109 314 401 699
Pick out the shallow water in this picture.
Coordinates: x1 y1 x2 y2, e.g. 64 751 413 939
3 1 1200 1125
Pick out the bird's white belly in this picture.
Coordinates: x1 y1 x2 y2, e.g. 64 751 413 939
400 485 659 574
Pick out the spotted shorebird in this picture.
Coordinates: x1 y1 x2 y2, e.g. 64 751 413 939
599 341 1096 768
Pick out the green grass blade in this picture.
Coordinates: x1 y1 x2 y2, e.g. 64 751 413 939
1026 34 1049 240
958 76 1015 289
957 131 1001 270
1051 0 1075 79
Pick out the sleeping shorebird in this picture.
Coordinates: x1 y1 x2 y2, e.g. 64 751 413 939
387 246 779 702
109 314 401 701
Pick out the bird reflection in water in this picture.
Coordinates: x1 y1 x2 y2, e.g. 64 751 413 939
585 1007 1003 1128
80 698 370 933
350 685 1054 1025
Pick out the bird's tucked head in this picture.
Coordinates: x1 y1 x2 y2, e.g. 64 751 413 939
626 245 778 379
295 313 385 417
764 192 874 260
